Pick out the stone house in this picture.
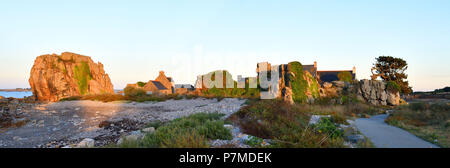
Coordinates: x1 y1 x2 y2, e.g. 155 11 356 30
302 61 356 84
144 71 175 95
126 71 175 95
174 84 195 94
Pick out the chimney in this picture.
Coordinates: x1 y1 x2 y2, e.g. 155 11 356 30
159 71 165 75
314 61 317 68
353 66 356 74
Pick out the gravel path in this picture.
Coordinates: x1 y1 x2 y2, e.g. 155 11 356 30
0 98 246 148
355 114 439 148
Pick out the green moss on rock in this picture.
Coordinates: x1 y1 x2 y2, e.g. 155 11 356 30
74 61 92 95
306 72 320 98
288 61 308 103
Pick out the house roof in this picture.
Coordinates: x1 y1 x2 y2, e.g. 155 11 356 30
318 70 355 83
167 77 174 82
151 81 168 90
303 64 316 73
175 84 194 89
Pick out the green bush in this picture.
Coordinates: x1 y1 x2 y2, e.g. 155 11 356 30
124 86 146 97
312 117 343 139
245 136 265 148
289 61 308 103
229 99 346 148
338 71 353 83
386 81 401 93
137 81 147 87
115 113 232 148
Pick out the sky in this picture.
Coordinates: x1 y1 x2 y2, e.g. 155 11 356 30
0 0 449 91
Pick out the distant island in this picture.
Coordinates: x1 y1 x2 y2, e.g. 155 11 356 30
0 88 32 92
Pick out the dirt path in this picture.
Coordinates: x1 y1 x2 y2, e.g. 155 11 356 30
0 98 246 148
355 114 439 148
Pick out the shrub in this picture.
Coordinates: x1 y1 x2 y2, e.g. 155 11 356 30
338 71 353 83
115 113 232 148
60 96 82 101
244 136 265 148
312 117 343 139
289 61 308 103
229 99 347 148
82 94 126 102
124 86 146 97
137 81 147 87
386 81 401 93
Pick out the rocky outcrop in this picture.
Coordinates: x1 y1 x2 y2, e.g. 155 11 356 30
356 79 400 106
319 79 400 106
257 62 320 104
0 96 4 99
29 52 114 101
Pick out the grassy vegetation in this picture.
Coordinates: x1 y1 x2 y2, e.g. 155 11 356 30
60 85 188 103
111 113 232 148
94 97 388 148
338 71 353 83
199 70 260 99
385 102 450 147
73 61 92 95
307 98 384 118
228 99 348 148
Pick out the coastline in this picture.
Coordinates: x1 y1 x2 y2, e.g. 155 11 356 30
0 89 32 92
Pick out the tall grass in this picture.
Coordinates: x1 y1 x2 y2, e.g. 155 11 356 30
228 99 347 148
112 113 232 148
386 102 450 147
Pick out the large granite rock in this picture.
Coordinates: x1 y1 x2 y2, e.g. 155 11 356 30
356 79 399 106
29 52 114 101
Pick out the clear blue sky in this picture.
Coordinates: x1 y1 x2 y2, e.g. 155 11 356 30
0 0 449 91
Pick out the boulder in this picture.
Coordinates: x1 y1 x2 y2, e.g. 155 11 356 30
387 91 400 106
77 138 95 148
355 79 400 106
29 52 114 101
323 82 332 89
332 81 346 89
117 131 145 145
142 127 155 133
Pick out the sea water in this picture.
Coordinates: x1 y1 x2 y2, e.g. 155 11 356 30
0 91 33 98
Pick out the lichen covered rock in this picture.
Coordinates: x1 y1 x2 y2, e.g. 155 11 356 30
257 61 320 104
356 79 400 106
29 52 114 101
